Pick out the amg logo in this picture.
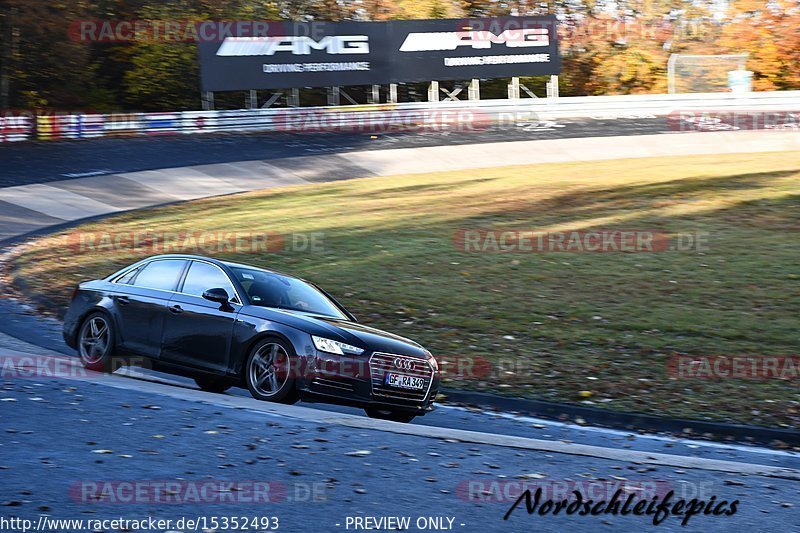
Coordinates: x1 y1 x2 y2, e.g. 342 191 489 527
216 35 369 56
400 28 549 52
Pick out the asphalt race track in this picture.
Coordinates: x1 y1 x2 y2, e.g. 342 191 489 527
0 116 667 187
1 123 799 532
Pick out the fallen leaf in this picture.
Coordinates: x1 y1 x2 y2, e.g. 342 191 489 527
345 450 372 457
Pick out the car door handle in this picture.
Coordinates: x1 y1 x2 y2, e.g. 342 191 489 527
168 304 183 314
116 296 130 305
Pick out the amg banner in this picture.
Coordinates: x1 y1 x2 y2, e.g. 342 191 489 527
197 17 559 91
387 17 559 83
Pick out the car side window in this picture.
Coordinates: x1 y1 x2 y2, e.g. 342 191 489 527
131 260 187 292
182 261 238 301
114 267 139 285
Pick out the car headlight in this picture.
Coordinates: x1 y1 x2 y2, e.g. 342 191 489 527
312 335 364 355
424 350 439 371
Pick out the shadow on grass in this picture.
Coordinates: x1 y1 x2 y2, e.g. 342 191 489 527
10 160 800 426
370 168 800 233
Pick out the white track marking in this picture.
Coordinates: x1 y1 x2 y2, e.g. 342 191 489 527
2 346 794 480
0 184 121 220
438 404 800 459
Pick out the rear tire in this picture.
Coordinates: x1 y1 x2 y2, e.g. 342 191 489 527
364 407 416 423
194 376 232 394
245 338 299 404
77 312 116 372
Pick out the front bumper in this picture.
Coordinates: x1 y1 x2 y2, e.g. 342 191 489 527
297 350 440 414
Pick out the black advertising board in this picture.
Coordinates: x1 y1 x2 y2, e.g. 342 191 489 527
386 16 559 84
197 17 559 91
197 21 390 91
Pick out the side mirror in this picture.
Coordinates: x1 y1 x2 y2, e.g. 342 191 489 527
202 287 230 304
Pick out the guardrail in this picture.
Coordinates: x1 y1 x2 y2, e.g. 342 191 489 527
2 90 799 142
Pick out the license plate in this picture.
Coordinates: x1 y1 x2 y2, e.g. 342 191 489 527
385 372 425 390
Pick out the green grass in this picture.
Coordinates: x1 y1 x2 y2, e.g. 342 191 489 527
8 152 800 429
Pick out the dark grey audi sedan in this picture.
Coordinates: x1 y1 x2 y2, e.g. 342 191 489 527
63 254 440 422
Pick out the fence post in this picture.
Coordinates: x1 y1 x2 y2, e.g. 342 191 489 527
287 88 300 107
327 86 340 106
508 77 520 99
468 79 480 100
428 81 439 102
201 91 215 110
549 75 559 98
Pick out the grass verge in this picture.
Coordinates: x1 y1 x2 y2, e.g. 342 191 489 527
7 152 800 429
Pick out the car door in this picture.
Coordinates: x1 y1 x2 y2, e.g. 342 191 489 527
111 259 188 358
160 260 241 373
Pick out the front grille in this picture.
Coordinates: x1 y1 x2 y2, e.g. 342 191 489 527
369 352 433 403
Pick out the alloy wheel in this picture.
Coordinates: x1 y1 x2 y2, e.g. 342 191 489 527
79 315 110 365
248 342 290 397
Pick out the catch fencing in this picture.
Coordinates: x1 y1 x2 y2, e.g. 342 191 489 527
2 90 799 142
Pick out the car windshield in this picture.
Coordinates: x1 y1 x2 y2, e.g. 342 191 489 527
230 266 347 320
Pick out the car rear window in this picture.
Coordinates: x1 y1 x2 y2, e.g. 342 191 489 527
132 259 187 292
114 267 139 285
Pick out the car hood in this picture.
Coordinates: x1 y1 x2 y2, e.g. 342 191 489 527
241 306 428 358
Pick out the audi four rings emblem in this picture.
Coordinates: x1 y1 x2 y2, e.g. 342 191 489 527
394 358 416 371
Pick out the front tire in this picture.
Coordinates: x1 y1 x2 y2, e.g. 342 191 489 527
77 312 115 372
194 376 232 394
364 407 416 423
245 338 299 404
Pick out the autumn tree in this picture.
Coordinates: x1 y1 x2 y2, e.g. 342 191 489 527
0 0 95 108
718 0 800 91
2 0 799 110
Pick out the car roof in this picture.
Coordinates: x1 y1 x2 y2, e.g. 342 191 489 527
143 254 300 282
222 260 306 283
143 253 229 267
